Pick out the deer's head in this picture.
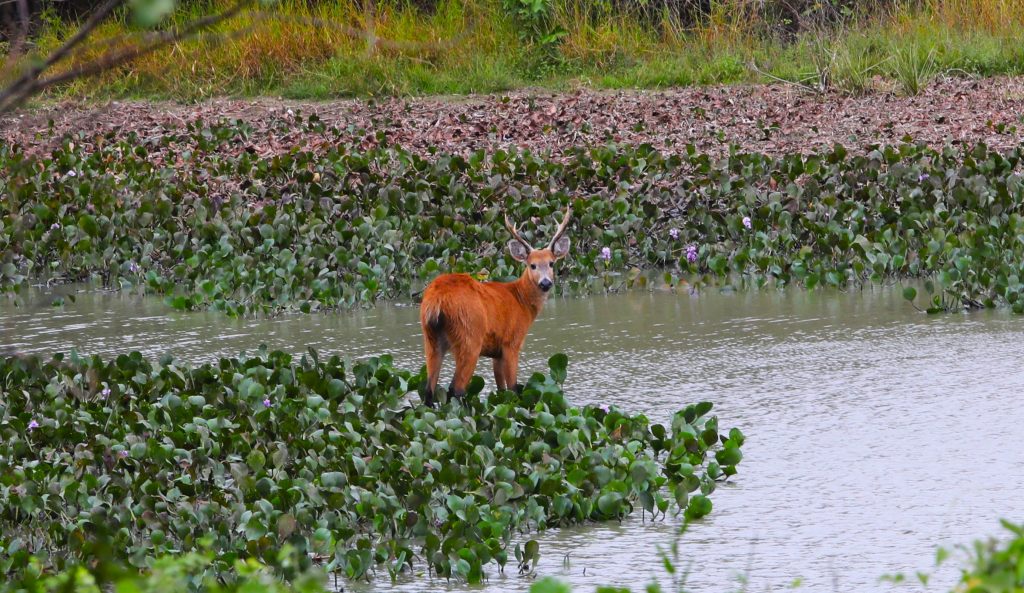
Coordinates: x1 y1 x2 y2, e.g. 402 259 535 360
505 208 572 293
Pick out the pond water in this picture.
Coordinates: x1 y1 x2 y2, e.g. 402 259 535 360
2 285 1023 593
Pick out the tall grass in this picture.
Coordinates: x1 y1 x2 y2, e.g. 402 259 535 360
8 0 1024 101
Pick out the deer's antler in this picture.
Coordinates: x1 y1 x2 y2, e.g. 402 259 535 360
547 208 572 250
505 214 534 252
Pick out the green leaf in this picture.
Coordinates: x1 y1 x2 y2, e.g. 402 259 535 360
715 447 742 466
321 472 347 488
685 494 713 519
246 382 265 400
130 0 175 27
548 353 568 384
524 539 540 561
246 449 266 472
530 577 571 593
596 492 623 516
129 442 147 458
327 378 346 399
77 214 99 237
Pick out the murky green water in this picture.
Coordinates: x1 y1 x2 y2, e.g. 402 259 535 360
3 285 1023 592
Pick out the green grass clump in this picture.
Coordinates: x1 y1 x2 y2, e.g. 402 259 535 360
6 0 1024 101
0 349 743 583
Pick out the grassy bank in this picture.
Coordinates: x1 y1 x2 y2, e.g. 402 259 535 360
10 0 1024 102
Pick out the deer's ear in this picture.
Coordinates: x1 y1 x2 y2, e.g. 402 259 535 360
551 236 570 259
508 240 530 262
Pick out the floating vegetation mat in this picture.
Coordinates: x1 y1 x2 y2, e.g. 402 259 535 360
3 117 1024 314
0 349 744 583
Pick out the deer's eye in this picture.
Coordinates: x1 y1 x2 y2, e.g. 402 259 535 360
530 264 536 270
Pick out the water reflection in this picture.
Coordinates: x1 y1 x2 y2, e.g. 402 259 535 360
2 285 1023 592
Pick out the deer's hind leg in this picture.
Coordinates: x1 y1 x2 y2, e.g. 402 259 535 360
421 324 448 407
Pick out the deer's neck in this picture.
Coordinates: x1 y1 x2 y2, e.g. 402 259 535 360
511 272 546 319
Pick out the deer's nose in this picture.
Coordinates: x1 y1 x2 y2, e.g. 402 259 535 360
539 278 552 292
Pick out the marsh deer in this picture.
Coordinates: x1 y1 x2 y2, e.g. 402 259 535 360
419 209 572 406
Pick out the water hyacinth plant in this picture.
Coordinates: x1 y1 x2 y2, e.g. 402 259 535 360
3 117 1024 315
0 349 743 584
6 519 1023 593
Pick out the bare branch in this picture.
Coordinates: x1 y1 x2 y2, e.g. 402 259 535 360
0 0 124 110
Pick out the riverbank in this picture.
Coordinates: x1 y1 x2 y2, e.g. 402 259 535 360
6 0 1024 102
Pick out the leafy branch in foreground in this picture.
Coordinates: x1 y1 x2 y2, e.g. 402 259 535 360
0 0 257 113
0 0 475 113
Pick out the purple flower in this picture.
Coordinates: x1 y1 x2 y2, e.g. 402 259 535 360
119 450 129 458
101 386 111 397
66 170 77 178
86 203 95 212
669 228 680 240
599 404 610 413
28 420 39 431
128 261 141 274
599 247 612 262
686 244 698 264
742 216 752 229
918 173 930 182
262 398 272 408
50 222 60 231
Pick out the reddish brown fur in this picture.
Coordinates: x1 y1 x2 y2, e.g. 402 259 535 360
419 213 571 405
